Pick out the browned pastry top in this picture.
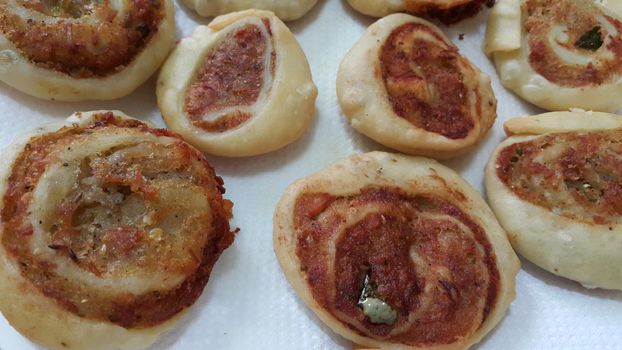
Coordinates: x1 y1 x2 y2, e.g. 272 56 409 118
1 112 235 328
0 0 165 78
293 186 499 346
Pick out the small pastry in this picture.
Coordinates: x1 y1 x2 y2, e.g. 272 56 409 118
337 14 496 159
274 152 519 350
346 0 493 24
157 10 317 157
0 110 236 350
485 0 622 111
486 110 622 290
0 0 176 101
182 0 318 21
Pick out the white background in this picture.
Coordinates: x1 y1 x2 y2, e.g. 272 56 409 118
1 1 621 349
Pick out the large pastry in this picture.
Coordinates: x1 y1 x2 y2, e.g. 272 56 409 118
182 0 318 21
486 110 622 290
337 14 496 159
346 0 493 24
0 0 175 101
485 0 622 111
0 111 235 350
157 10 317 157
274 152 519 350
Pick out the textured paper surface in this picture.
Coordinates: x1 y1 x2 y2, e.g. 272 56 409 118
1 1 621 349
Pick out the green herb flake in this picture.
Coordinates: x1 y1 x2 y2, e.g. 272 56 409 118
360 298 397 325
575 26 604 51
358 272 397 325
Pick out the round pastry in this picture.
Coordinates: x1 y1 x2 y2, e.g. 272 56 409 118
486 110 622 290
157 10 317 157
0 0 175 101
181 0 318 21
337 14 496 159
274 152 519 349
485 0 622 112
346 0 493 24
0 110 236 350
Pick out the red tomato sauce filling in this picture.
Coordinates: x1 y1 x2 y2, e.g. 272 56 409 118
524 0 622 87
380 23 477 140
0 0 165 78
497 130 622 225
294 187 499 346
1 112 235 328
185 20 276 133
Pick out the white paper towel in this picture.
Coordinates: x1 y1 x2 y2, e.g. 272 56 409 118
0 1 621 349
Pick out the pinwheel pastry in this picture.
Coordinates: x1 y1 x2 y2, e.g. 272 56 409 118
182 0 318 21
274 152 519 350
485 0 622 112
0 111 236 350
337 14 496 159
346 0 493 24
0 0 175 101
486 110 622 290
157 10 317 157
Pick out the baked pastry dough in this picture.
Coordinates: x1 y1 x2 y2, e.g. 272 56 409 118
157 10 317 157
181 0 318 21
0 111 235 350
0 0 175 101
337 14 496 159
486 110 622 290
274 152 519 350
346 0 492 24
485 0 622 112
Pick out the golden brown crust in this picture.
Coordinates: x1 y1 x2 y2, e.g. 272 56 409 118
274 152 519 350
486 111 622 290
523 0 622 87
337 14 496 159
0 111 235 350
1 0 163 78
0 0 176 101
485 0 622 111
346 0 493 24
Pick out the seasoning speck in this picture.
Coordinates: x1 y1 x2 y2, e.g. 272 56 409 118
575 26 604 51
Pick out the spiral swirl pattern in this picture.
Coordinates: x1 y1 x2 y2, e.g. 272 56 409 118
496 129 622 226
184 18 275 133
380 22 495 140
293 187 499 346
523 0 622 87
486 0 622 111
0 111 234 329
157 10 317 157
0 0 167 78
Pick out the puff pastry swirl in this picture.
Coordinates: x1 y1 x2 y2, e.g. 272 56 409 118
0 111 235 350
486 110 622 290
274 152 519 350
157 10 317 157
485 0 622 111
337 14 496 159
0 0 175 101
